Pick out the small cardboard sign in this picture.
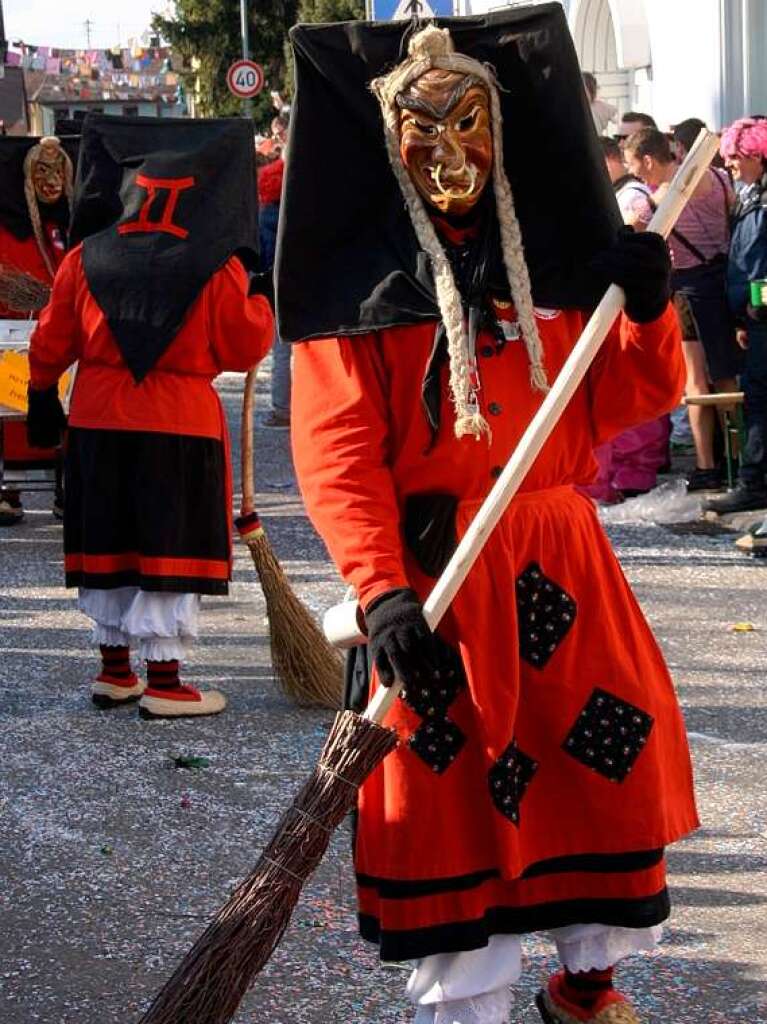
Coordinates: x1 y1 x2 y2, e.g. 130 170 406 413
0 350 70 414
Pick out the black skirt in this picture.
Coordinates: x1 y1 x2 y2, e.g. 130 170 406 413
64 427 230 594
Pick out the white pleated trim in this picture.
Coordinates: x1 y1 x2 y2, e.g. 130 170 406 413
552 923 663 974
414 988 511 1024
79 587 200 661
408 924 662 1016
408 935 521 1005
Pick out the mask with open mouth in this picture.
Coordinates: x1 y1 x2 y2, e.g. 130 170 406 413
28 138 68 206
398 69 492 217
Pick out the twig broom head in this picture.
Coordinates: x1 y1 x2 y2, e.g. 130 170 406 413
236 511 344 710
0 264 51 313
138 709 397 1024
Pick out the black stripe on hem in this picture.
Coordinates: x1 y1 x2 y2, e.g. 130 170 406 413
65 571 228 595
356 849 664 900
359 889 671 961
357 868 499 900
5 459 58 470
522 848 664 880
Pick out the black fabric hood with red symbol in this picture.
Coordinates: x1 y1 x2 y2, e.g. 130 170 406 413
0 135 80 241
277 4 621 344
71 114 259 382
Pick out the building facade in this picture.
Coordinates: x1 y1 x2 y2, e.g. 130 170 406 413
461 0 767 129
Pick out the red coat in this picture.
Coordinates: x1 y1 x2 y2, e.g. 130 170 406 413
292 303 698 960
0 223 66 470
30 247 273 593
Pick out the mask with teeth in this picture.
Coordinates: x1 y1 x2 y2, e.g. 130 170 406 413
397 69 493 217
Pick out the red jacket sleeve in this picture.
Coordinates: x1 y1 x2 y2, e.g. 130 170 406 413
291 335 409 609
28 248 82 390
205 256 274 372
587 302 684 447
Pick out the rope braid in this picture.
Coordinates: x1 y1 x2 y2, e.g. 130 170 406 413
22 137 74 281
487 86 548 392
371 26 548 440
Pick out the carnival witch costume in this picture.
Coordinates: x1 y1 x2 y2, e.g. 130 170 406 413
27 115 274 718
0 135 76 525
282 9 698 1023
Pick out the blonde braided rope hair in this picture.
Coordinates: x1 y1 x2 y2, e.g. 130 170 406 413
371 25 548 441
22 137 74 280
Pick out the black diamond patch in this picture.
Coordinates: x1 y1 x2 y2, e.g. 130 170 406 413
562 688 654 783
409 716 467 774
516 562 577 669
488 740 539 825
400 661 465 719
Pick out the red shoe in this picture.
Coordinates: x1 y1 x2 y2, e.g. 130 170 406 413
91 672 145 708
138 683 227 719
536 972 640 1024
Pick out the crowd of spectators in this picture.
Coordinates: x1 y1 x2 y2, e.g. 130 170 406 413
585 72 767 518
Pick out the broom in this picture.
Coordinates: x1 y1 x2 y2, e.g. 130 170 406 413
137 132 719 1024
234 366 344 709
0 263 51 313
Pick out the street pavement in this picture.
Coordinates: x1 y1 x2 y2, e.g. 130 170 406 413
0 364 765 1024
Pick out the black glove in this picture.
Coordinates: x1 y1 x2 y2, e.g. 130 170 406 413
248 270 275 309
26 385 66 448
364 588 461 691
591 227 672 324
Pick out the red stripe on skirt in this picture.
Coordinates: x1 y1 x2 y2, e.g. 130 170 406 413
64 552 229 580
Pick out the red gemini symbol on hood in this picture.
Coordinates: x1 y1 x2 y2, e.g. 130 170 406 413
118 174 196 239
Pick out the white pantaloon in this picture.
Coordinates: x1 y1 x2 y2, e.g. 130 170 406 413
79 587 200 661
408 924 662 1023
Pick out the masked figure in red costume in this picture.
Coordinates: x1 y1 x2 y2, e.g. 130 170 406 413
283 13 697 1024
0 136 74 525
27 115 273 718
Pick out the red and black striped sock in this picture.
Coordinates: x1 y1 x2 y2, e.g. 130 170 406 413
100 645 132 679
562 967 615 1009
146 659 181 691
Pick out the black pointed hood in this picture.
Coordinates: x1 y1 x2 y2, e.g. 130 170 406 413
71 114 258 382
277 4 621 344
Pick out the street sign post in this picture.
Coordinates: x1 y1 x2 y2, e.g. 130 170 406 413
227 59 265 102
371 0 454 19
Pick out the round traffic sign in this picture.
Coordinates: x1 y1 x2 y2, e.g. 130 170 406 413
227 59 265 99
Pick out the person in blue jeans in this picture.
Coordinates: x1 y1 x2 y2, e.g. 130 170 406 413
257 148 291 428
705 118 767 513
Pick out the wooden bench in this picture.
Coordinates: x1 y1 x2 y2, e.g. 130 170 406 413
684 391 745 489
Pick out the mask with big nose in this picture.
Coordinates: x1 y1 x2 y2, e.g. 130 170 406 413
397 68 493 217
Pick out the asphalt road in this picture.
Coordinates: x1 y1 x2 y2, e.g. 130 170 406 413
0 365 765 1024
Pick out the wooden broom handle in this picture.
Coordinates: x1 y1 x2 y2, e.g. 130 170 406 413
363 129 721 726
240 367 258 518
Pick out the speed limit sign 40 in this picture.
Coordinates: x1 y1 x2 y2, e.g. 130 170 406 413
227 59 265 99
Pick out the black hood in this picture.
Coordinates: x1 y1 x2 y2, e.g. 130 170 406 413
277 4 621 344
71 114 259 382
0 135 79 242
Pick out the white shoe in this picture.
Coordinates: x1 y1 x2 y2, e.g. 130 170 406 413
139 684 227 719
91 673 145 708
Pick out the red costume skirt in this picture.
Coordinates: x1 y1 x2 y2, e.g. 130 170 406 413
355 486 698 961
